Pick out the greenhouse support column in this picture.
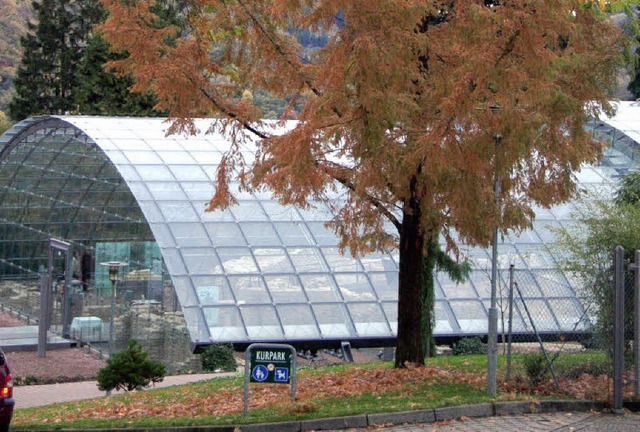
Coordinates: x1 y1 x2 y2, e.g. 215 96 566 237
613 245 625 414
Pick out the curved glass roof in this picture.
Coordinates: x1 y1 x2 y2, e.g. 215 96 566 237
0 108 637 349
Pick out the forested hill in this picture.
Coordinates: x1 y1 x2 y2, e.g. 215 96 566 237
0 0 33 113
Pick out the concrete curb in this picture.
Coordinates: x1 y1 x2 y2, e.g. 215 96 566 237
15 399 612 432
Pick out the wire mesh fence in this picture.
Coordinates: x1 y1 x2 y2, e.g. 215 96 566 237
494 255 640 404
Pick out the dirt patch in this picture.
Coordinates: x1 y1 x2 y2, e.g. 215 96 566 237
0 308 106 384
5 347 106 384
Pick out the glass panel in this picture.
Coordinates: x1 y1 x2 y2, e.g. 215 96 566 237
439 273 478 299
138 201 164 223
156 151 197 164
181 182 214 201
533 270 574 297
217 247 258 273
157 202 199 222
516 244 556 269
381 302 398 333
334 273 377 301
239 222 281 246
497 243 527 268
169 165 209 181
434 301 455 333
449 300 487 332
288 248 329 272
507 229 542 244
230 202 268 221
229 275 271 304
273 222 314 245
240 305 284 339
182 306 211 343
532 220 562 244
300 274 342 301
193 276 235 305
548 298 589 331
306 221 339 246
146 182 187 201
171 275 198 306
312 304 354 338
253 248 294 273
466 247 491 269
359 251 397 272
277 304 320 339
261 202 302 221
125 182 153 201
369 272 398 301
200 205 236 222
181 247 222 274
514 299 558 331
135 165 175 181
510 271 543 297
550 202 577 220
264 275 307 303
160 248 187 275
468 271 492 298
204 222 247 246
347 303 391 336
169 223 210 247
205 306 247 341
321 247 363 272
124 151 163 164
149 223 176 247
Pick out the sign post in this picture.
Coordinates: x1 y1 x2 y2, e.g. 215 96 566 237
243 343 297 417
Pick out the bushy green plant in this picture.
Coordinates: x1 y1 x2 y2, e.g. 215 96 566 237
523 353 547 387
200 344 237 372
452 337 486 356
96 340 166 392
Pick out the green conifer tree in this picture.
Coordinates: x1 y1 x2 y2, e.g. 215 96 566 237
9 0 102 121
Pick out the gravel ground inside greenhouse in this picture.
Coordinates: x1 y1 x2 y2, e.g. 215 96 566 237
0 311 106 384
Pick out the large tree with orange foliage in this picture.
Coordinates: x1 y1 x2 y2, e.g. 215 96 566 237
101 0 630 367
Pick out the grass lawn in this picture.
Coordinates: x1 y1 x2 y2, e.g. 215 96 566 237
11 351 610 430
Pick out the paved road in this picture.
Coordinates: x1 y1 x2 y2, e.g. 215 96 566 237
13 372 231 409
333 411 640 431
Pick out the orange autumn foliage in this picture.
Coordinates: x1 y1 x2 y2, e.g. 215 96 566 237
99 0 630 366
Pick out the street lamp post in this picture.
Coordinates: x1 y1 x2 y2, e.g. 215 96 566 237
487 132 502 397
100 261 128 357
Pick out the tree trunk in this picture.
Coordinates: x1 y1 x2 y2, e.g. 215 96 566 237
394 196 425 367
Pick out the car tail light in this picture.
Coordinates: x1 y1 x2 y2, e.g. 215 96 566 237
1 374 12 398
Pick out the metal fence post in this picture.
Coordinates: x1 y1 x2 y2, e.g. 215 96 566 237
37 269 50 358
613 245 625 414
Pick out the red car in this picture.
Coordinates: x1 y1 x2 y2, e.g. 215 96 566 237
0 350 12 432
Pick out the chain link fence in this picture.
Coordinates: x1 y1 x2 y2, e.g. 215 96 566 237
494 255 640 404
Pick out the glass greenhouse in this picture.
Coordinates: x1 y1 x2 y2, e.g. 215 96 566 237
0 103 637 366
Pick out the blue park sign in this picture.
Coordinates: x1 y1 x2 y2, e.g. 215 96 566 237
249 346 292 383
243 343 297 416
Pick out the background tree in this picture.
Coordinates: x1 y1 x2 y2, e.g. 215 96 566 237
101 0 629 367
0 112 11 135
9 0 101 120
555 171 640 348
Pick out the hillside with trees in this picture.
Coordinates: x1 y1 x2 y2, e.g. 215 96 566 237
0 0 33 113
